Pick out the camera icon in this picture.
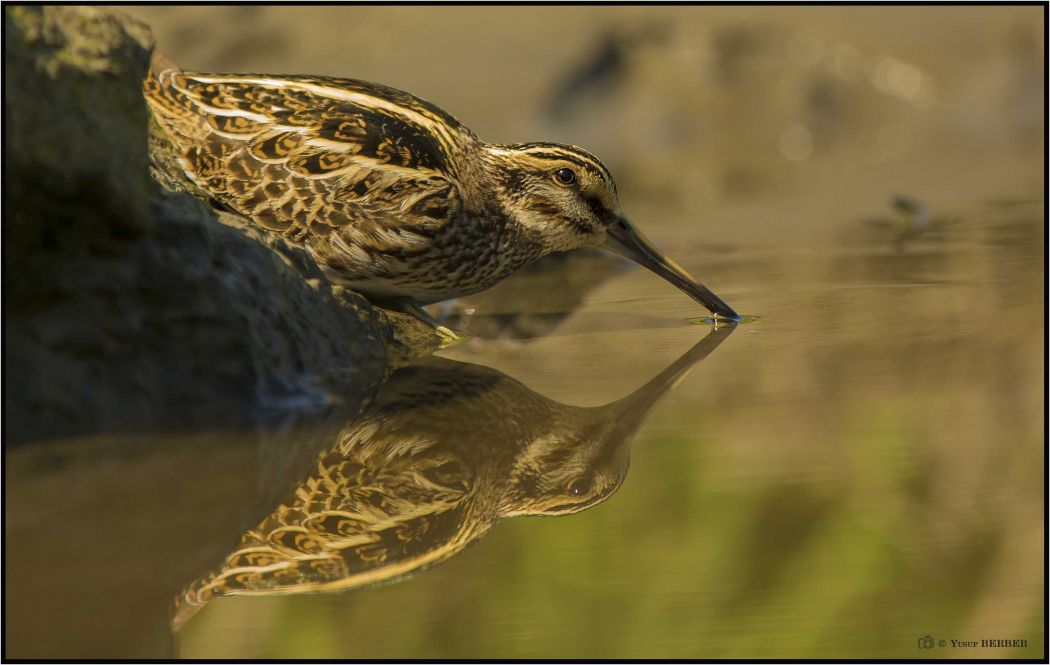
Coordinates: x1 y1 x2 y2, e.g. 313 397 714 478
918 635 935 649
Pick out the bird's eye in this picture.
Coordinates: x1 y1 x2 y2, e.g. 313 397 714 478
553 168 576 186
568 477 592 496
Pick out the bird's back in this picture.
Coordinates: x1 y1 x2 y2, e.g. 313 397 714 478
144 58 502 301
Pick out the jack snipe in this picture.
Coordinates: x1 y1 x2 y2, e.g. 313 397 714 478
171 325 734 631
144 55 739 332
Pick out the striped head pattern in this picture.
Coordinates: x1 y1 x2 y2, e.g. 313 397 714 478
485 143 622 253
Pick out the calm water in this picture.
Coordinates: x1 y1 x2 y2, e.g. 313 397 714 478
7 5 1045 659
5 175 1043 659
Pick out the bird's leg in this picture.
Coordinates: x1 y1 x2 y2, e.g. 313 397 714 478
386 299 465 347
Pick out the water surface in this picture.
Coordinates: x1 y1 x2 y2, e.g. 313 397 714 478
6 178 1042 658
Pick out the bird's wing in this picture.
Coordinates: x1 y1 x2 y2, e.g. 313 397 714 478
171 425 481 631
144 69 469 249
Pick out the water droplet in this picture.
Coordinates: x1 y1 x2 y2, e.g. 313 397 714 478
691 315 761 326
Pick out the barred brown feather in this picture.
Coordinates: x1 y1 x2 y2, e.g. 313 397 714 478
143 57 627 300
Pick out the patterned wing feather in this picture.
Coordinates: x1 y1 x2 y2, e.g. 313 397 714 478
171 423 480 631
144 67 470 276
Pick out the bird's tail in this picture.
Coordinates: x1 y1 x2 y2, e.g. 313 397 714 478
142 49 199 126
142 48 210 163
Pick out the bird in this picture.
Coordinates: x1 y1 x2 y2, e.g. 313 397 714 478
143 54 739 339
170 324 734 631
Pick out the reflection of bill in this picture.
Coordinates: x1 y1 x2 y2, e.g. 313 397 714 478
171 325 735 631
918 635 935 649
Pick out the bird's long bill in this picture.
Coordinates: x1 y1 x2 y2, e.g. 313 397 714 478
604 216 739 319
609 324 735 435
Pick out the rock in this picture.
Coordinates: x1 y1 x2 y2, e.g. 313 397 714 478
3 6 438 446
4 6 154 243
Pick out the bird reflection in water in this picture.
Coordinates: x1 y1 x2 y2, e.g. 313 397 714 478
172 324 734 631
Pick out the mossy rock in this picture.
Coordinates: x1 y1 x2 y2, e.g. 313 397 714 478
4 6 438 445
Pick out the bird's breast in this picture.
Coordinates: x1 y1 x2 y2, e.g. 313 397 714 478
313 212 544 304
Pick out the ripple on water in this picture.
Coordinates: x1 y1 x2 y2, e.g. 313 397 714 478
692 314 761 326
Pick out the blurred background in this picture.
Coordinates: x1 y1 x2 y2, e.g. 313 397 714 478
6 5 1044 659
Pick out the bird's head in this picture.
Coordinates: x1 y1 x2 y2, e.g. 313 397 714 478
485 142 738 319
500 417 632 518
487 142 622 251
